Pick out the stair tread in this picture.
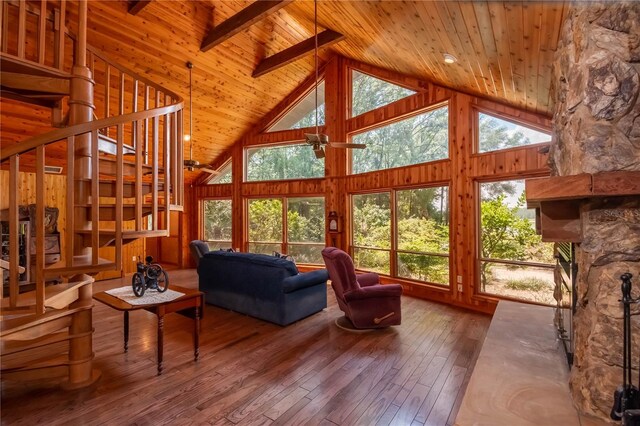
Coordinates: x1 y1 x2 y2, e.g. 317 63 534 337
0 53 71 79
1 300 93 338
44 255 116 276
1 279 93 312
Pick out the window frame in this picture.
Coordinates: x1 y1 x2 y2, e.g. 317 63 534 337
244 141 325 183
475 177 556 306
201 197 233 250
204 159 232 185
473 107 551 155
349 183 451 287
245 195 326 265
264 76 326 133
347 101 450 175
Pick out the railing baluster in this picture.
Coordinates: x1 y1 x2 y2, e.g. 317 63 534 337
152 115 159 231
0 1 6 53
38 0 47 64
54 0 65 70
105 64 110 136
144 85 150 163
91 129 99 264
132 79 138 148
177 108 184 206
17 0 26 58
119 71 125 116
66 135 74 268
36 146 45 315
115 124 123 270
163 113 170 232
135 120 143 231
171 111 178 207
9 155 19 308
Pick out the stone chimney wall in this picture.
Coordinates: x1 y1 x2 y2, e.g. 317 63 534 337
551 2 640 420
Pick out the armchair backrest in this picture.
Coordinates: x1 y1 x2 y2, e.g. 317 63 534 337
189 240 210 267
321 247 360 301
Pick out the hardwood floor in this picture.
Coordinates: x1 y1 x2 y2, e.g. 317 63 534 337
1 270 490 425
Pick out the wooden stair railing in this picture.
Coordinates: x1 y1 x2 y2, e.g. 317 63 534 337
1 0 184 389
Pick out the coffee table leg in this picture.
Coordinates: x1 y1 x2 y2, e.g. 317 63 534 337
194 304 200 361
124 311 129 353
157 315 164 375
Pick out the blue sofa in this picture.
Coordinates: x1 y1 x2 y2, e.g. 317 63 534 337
197 250 329 326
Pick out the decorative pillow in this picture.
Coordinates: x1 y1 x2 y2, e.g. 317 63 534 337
273 251 295 263
220 248 236 252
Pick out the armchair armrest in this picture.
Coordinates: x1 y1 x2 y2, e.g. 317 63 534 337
344 284 403 302
282 269 329 294
357 272 380 287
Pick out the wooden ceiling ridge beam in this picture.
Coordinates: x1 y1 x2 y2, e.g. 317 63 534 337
200 0 292 52
252 29 345 78
128 0 152 16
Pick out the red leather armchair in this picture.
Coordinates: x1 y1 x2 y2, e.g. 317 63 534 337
321 247 402 329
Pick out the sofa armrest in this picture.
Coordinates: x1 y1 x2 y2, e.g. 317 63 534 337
282 269 329 294
357 272 380 287
344 284 403 302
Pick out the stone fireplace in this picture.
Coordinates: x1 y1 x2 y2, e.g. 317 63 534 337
547 1 640 421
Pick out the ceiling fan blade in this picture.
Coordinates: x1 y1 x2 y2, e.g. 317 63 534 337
313 147 325 159
328 142 367 149
199 167 220 174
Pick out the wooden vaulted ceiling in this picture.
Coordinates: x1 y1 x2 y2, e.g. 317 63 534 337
5 1 569 183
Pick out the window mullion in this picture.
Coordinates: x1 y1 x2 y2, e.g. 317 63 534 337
390 190 397 278
282 197 288 255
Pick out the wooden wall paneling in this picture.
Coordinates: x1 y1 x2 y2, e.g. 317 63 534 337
343 58 432 93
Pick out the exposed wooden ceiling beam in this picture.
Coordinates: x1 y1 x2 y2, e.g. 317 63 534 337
200 0 291 52
252 29 344 78
128 0 152 15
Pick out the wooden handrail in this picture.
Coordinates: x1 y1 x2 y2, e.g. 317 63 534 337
0 103 182 161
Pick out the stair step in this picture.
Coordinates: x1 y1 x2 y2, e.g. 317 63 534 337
78 204 166 221
98 156 161 176
1 299 92 339
44 255 116 277
0 279 92 313
97 180 165 198
97 133 136 156
76 229 169 247
0 53 71 108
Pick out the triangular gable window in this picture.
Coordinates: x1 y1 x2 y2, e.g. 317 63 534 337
268 81 325 132
206 161 232 184
351 70 416 117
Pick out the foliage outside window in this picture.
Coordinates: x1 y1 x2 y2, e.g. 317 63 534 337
248 197 325 264
352 187 450 286
268 81 325 132
246 143 324 182
396 187 449 284
351 105 449 174
203 199 232 250
479 180 555 304
207 161 232 184
351 70 416 117
478 112 550 153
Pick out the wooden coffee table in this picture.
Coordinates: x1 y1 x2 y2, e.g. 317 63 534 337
93 285 204 375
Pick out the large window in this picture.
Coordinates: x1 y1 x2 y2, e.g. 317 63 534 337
202 199 232 250
245 143 324 182
268 81 325 132
247 197 325 264
478 112 550 153
479 179 555 304
352 186 450 286
351 105 449 174
351 70 416 117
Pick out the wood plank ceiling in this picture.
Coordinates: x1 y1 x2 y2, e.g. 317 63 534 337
3 1 568 183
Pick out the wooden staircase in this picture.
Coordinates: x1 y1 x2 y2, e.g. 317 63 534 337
0 0 184 389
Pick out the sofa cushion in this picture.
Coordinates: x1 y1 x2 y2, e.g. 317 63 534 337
202 251 299 275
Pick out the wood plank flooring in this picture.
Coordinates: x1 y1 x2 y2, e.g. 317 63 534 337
1 270 490 425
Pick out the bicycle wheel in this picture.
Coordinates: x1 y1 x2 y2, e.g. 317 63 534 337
132 272 145 297
155 268 169 292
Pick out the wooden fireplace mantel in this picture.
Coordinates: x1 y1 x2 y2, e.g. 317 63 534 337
525 171 640 243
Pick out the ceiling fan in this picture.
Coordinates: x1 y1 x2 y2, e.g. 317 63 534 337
304 0 365 159
183 61 219 174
